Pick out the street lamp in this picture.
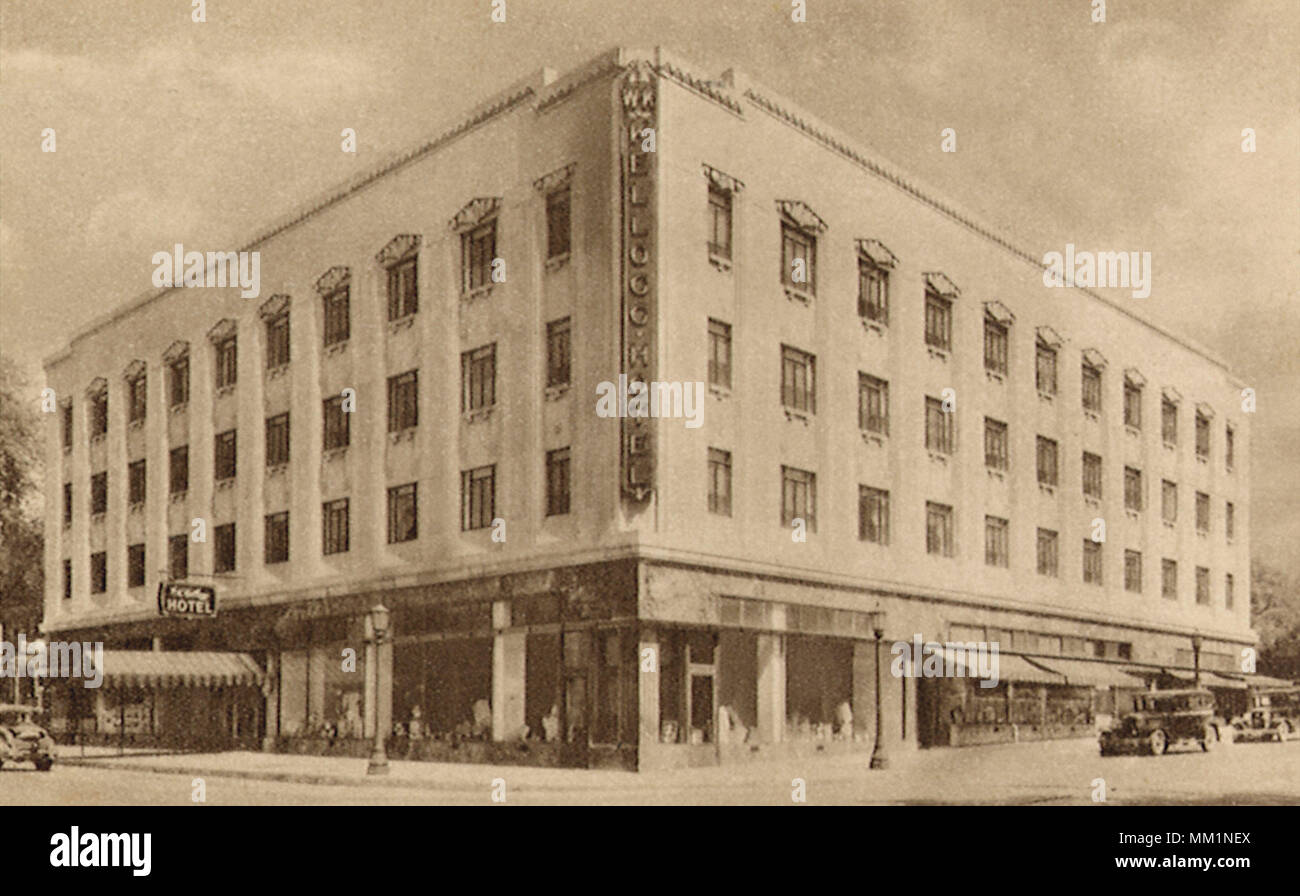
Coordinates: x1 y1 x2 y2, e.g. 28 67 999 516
870 621 889 770
1191 634 1203 689
367 604 391 776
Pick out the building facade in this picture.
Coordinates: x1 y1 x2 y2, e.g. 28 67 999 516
42 47 1253 767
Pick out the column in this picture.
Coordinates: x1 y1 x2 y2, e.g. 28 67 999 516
491 601 525 740
637 627 660 753
756 632 786 744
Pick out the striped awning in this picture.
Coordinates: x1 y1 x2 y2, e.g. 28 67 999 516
935 649 1065 686
1031 657 1147 689
96 651 264 689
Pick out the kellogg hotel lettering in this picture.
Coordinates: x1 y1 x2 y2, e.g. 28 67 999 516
42 47 1253 769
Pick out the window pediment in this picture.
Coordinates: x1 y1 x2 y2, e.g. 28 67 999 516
533 164 576 194
315 265 351 295
449 197 502 232
85 376 107 399
122 359 147 383
1196 402 1215 420
259 294 291 321
163 340 190 363
703 163 744 194
776 199 826 234
1036 326 1064 349
856 239 898 269
1162 386 1182 405
923 271 960 299
1124 367 1147 388
375 234 421 267
984 301 1015 325
207 318 238 344
1081 347 1108 370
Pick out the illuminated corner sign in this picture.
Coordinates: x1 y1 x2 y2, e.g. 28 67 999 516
157 582 217 618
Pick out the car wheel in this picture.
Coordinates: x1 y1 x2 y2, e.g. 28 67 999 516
1201 724 1218 752
34 758 53 772
1149 729 1168 755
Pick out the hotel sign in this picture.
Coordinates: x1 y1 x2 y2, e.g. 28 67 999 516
157 582 217 619
620 61 658 503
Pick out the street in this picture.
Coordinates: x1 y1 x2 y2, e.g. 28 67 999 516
2 737 1298 805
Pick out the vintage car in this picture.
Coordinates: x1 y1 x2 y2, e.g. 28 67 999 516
0 704 56 771
1099 689 1227 756
1232 687 1300 743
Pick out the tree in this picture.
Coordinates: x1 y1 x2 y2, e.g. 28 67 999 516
1251 559 1300 680
0 356 44 637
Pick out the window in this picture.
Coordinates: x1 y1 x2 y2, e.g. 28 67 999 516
215 430 237 481
1195 412 1212 460
1195 491 1210 533
926 502 954 557
858 257 888 324
780 221 816 294
387 256 419 320
214 523 236 572
265 413 290 467
62 559 71 599
984 317 1008 374
90 472 107 515
388 369 419 432
90 552 107 594
169 444 189 491
460 465 496 531
1037 529 1059 577
1162 480 1178 523
461 220 496 293
858 486 890 545
859 374 889 436
266 313 290 368
127 374 147 423
322 500 349 555
708 319 732 389
1162 559 1178 600
1037 437 1059 486
323 396 349 450
61 403 72 449
323 284 350 346
169 534 188 580
547 186 571 259
1226 501 1235 540
215 337 238 389
265 512 289 564
1083 540 1103 585
62 482 72 525
169 356 190 407
780 345 816 413
1225 425 1235 470
1124 550 1143 593
461 344 496 412
1124 383 1142 428
128 543 146 588
1036 342 1058 395
388 483 419 543
546 318 571 388
1195 566 1210 605
925 397 953 455
1081 363 1102 412
128 459 146 505
781 466 816 531
1124 466 1143 511
1082 452 1102 499
708 185 732 260
90 389 108 437
708 448 732 516
984 418 1008 470
984 516 1009 568
1225 573 1235 610
924 288 952 351
545 449 570 517
1161 398 1178 444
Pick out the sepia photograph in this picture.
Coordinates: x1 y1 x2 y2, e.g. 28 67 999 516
0 0 1297 879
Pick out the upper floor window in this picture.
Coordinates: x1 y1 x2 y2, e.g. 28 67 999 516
708 448 732 516
214 522 236 573
62 558 72 599
708 319 732 390
1226 501 1235 540
169 533 188 580
388 483 419 543
90 387 108 437
1225 424 1235 471
924 288 952 351
1037 436 1059 486
322 499 349 555
1124 550 1143 593
1195 491 1210 533
461 344 497 413
925 396 953 455
546 318 571 388
1124 466 1143 511
461 220 496 293
215 430 237 481
858 257 888 325
1195 566 1210 605
926 501 954 557
324 283 351 347
1195 411 1211 459
1082 539 1103 585
984 418 1008 471
780 221 816 294
983 316 1008 375
128 543 146 588
780 345 815 414
545 448 571 517
1225 573 1235 610
1036 528 1059 577
169 445 189 494
1082 452 1103 499
1124 382 1142 429
168 356 190 407
984 516 1009 568
859 374 889 436
128 459 146 505
265 413 290 467
61 402 72 450
1161 398 1178 445
1161 479 1178 523
858 486 889 545
1035 341 1058 395
214 337 238 390
546 186 571 260
265 312 290 368
265 512 290 564
90 472 107 516
1162 559 1178 599
387 257 419 320
90 551 107 593
62 482 72 525
781 466 816 531
1081 363 1102 412
127 374 147 424
323 396 350 450
461 465 496 531
707 185 732 261
388 369 419 432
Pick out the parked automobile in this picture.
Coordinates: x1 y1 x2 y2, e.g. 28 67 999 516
1099 689 1227 756
1232 687 1300 743
0 704 56 771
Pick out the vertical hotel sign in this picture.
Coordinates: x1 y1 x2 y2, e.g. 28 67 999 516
620 61 657 503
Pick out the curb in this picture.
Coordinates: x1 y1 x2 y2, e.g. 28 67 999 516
58 757 481 791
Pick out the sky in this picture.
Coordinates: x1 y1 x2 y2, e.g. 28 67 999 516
1 0 1297 574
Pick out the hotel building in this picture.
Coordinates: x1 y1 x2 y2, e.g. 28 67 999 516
41 47 1254 767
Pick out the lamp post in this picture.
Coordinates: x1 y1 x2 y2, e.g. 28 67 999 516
870 622 889 770
366 604 391 776
1191 634 1203 689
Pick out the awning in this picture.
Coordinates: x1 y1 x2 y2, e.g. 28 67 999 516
1243 674 1296 689
935 649 1065 686
95 651 264 689
1030 657 1146 689
1202 671 1248 690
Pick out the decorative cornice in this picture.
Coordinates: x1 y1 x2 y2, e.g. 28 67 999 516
533 163 576 194
448 197 501 232
535 55 622 113
856 239 898 269
207 318 238 344
984 301 1015 325
703 163 744 194
620 60 656 117
1081 347 1108 370
1123 367 1147 388
656 60 743 116
258 294 291 321
375 233 421 267
314 265 351 295
163 340 190 363
1036 326 1064 349
776 199 826 234
923 271 960 299
122 359 147 382
1162 386 1183 405
85 376 107 398
1196 402 1215 420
